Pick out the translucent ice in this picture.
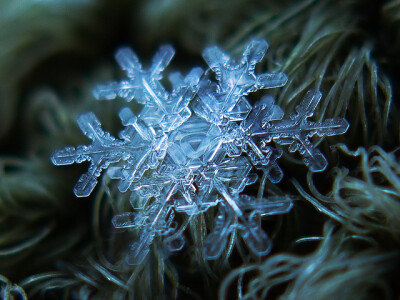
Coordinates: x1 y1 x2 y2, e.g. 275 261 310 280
93 46 203 132
52 39 349 264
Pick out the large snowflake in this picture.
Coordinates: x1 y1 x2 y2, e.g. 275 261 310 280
52 39 349 265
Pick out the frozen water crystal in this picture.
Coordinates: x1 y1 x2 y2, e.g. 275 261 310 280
193 39 287 126
52 39 349 264
203 195 293 259
93 45 203 132
51 109 168 197
246 90 349 172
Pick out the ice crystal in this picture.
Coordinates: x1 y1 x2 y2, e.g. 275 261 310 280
51 109 168 197
193 39 287 126
92 45 203 132
52 39 349 264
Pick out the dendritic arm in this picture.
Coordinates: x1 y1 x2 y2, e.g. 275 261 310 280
202 39 287 93
113 186 185 265
92 46 173 103
249 90 349 172
221 118 284 183
194 39 287 125
51 112 126 197
93 45 203 133
52 108 167 196
203 194 293 259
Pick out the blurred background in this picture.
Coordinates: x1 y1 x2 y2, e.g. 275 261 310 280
0 0 399 299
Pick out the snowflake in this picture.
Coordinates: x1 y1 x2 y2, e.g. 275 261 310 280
52 39 349 264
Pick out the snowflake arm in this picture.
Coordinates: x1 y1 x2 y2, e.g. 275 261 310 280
93 45 203 132
202 203 234 259
203 194 293 259
51 112 126 197
248 90 349 172
194 157 277 258
92 46 173 102
213 181 271 255
194 39 287 125
202 39 287 92
113 188 184 265
51 108 167 196
221 117 284 183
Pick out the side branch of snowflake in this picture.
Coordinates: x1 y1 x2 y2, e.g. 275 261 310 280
51 39 349 264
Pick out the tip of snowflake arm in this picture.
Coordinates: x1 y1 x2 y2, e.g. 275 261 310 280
150 45 175 77
115 47 142 74
242 39 268 64
126 230 154 265
240 221 271 255
257 72 288 89
168 72 184 89
92 82 121 100
184 66 204 86
293 89 322 119
203 210 232 259
91 48 141 101
317 118 350 136
51 112 102 166
202 45 229 73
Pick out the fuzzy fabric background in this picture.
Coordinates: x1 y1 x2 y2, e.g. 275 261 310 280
0 0 399 299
